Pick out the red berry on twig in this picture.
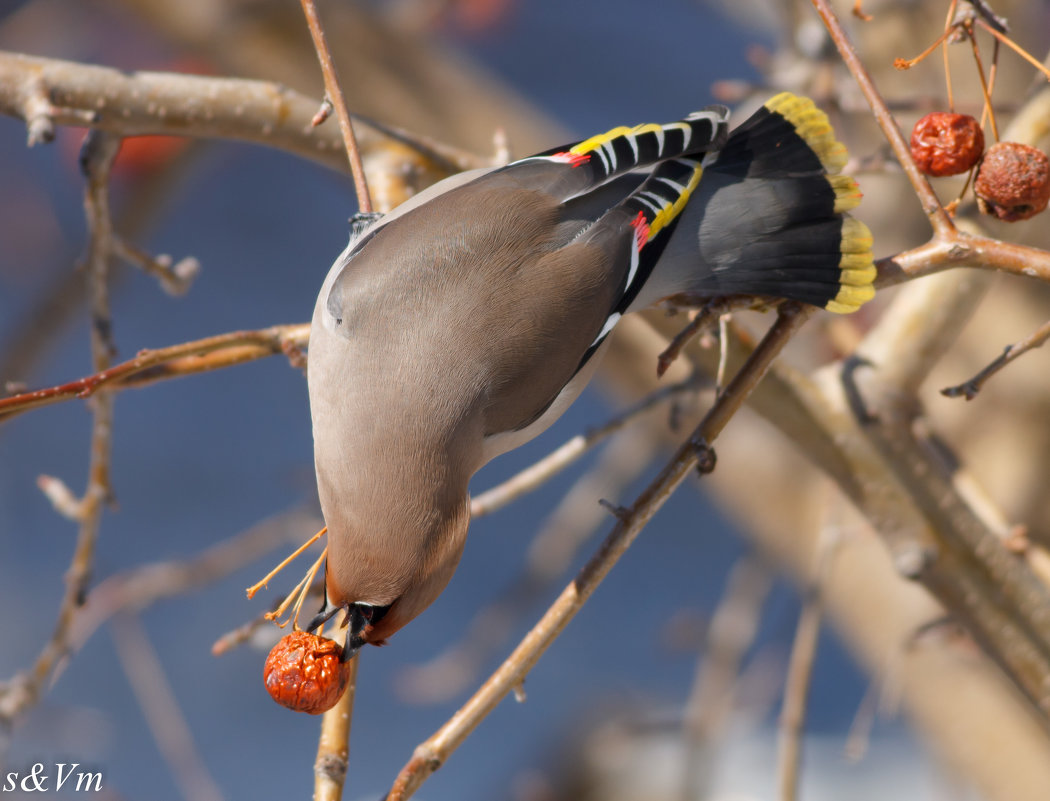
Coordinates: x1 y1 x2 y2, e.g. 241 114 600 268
263 631 350 714
910 112 985 177
975 141 1050 222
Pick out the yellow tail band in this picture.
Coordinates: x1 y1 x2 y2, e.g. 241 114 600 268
825 217 876 313
764 92 850 175
763 92 875 313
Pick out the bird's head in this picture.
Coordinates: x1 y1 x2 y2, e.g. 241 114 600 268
306 493 471 660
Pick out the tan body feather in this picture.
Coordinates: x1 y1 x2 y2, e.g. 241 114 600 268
309 175 626 641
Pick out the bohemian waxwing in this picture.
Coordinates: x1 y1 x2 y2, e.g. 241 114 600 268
306 92 875 658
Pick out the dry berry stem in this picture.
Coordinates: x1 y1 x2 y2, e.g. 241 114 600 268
246 526 326 600
976 19 1050 83
980 37 1001 134
895 27 953 72
852 0 872 22
943 0 959 111
291 550 328 630
264 551 328 628
967 25 999 140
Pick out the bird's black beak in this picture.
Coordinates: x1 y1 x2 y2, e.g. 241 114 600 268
342 601 393 662
305 591 391 662
304 590 344 636
304 600 360 663
342 604 369 662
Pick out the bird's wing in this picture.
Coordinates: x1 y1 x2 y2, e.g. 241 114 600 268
314 107 733 451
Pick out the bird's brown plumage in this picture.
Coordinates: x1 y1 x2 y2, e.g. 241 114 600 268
306 94 874 650
309 174 627 643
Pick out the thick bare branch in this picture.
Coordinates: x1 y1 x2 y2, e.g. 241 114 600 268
0 50 484 186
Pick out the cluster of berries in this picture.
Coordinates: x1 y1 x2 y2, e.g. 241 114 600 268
911 111 1050 221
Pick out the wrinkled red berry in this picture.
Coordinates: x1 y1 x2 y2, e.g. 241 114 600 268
975 141 1050 222
264 631 350 714
910 112 985 177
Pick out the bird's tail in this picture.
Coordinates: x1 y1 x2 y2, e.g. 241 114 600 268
642 92 875 314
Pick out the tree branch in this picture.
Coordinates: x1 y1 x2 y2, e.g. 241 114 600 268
941 317 1050 399
470 375 703 518
0 324 310 423
0 129 122 725
809 0 954 236
299 0 372 213
0 50 485 186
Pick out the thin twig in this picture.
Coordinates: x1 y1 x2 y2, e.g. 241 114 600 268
810 0 955 235
716 315 731 394
981 36 1001 134
777 523 839 801
943 0 958 112
0 130 122 724
941 318 1050 399
111 237 200 297
470 375 704 518
263 549 327 628
111 614 225 801
300 0 372 213
0 324 310 423
852 0 872 23
843 678 881 762
656 296 754 377
895 25 954 73
384 303 813 801
967 25 999 141
975 19 1050 82
211 610 275 658
290 550 328 630
77 129 121 597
